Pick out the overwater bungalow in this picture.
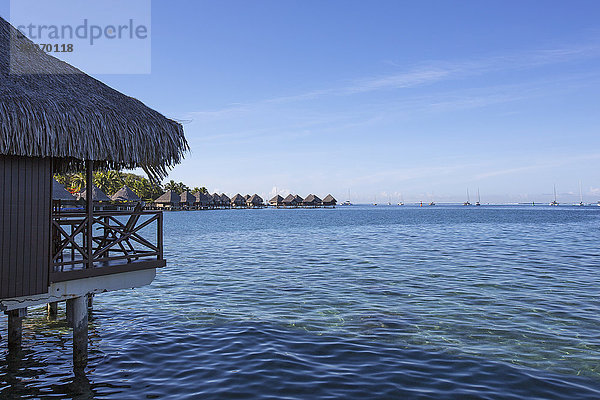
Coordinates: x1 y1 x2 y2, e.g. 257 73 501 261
52 179 78 212
0 16 187 367
205 193 216 209
79 185 113 210
53 179 76 201
231 193 246 208
220 193 231 209
270 195 284 207
112 185 141 203
322 194 337 207
194 191 211 209
294 194 305 205
282 194 299 208
111 185 141 211
244 194 251 202
154 190 182 210
78 185 112 202
303 194 323 208
247 194 264 208
180 190 196 210
211 193 223 208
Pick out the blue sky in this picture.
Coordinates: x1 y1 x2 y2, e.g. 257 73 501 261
3 1 600 203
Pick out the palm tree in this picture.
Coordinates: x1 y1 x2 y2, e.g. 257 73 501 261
164 180 189 195
70 172 86 193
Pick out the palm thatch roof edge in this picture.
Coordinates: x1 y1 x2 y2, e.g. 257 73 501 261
0 17 188 181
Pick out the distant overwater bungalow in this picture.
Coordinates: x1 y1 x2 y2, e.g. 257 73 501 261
231 193 246 208
179 190 196 210
111 185 142 210
210 193 221 208
52 179 78 212
283 194 299 208
219 193 230 209
247 194 264 208
194 191 212 209
154 190 182 210
270 195 284 207
303 194 322 208
78 185 112 210
322 194 337 207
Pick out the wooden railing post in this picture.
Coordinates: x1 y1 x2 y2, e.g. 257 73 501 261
86 161 93 270
158 211 163 260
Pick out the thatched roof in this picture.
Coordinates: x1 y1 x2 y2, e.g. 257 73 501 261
154 190 181 204
247 194 263 205
0 17 188 180
294 195 304 203
231 194 245 205
282 194 297 204
193 191 211 205
270 195 284 204
211 193 222 205
180 190 196 205
303 194 322 204
80 185 111 202
111 185 141 202
322 194 337 204
52 179 76 201
220 194 231 203
205 193 215 204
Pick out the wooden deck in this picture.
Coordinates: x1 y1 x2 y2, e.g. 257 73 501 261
51 210 164 283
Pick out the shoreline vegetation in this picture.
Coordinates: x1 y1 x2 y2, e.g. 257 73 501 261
54 171 190 202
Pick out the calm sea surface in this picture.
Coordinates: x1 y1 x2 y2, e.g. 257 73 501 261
2 205 600 399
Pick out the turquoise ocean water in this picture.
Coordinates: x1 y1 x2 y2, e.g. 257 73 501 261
1 205 600 398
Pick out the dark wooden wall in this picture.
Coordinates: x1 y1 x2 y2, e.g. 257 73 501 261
0 155 51 299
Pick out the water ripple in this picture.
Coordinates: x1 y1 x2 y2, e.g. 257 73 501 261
2 206 600 398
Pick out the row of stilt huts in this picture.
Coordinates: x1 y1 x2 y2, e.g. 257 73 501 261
152 191 337 210
53 181 337 210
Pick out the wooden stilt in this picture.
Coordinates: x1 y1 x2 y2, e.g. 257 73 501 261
47 302 58 319
7 308 26 349
66 299 74 327
70 295 88 368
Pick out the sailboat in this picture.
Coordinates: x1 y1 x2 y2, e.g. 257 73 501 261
398 193 404 206
549 185 559 206
463 188 471 206
577 181 584 206
475 188 481 206
373 195 377 206
342 189 352 206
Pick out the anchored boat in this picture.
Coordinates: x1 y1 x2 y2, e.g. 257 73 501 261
550 185 559 206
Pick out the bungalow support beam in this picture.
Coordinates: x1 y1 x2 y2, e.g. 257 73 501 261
66 299 74 326
47 302 58 319
68 295 88 368
86 161 93 270
6 308 27 349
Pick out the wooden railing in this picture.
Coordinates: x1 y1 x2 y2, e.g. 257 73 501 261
51 210 164 281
